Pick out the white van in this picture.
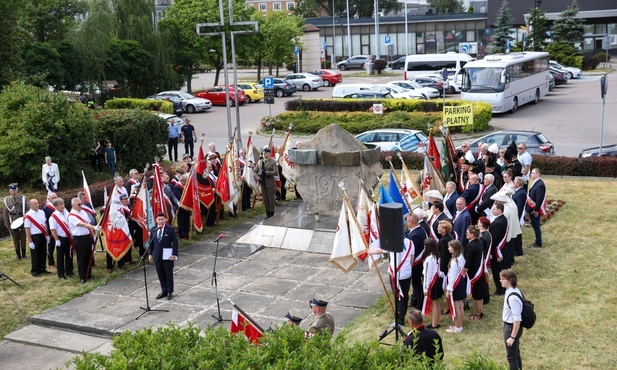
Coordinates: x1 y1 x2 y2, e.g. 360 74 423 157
403 53 475 80
331 83 387 99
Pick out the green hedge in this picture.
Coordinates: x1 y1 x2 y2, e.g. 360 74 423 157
105 98 173 114
386 152 617 178
277 99 491 134
68 324 504 370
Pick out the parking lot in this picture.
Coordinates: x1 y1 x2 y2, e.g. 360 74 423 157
180 69 616 157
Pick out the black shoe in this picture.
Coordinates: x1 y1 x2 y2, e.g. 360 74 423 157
41 270 51 274
32 273 41 277
426 324 441 329
59 275 67 280
66 272 75 276
80 279 86 284
167 293 173 300
156 292 166 300
527 243 542 248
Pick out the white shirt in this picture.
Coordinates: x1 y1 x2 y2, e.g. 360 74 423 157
42 163 60 184
24 209 47 235
447 255 466 291
423 255 440 292
503 287 523 323
69 209 92 236
391 239 413 281
517 151 532 181
49 209 70 238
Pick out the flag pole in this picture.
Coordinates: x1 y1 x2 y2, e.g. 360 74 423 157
387 159 414 212
341 183 395 317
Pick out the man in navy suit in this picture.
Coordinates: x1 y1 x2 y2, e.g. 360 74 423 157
526 168 546 248
453 198 471 246
460 174 484 225
148 212 179 300
476 174 497 219
443 181 459 219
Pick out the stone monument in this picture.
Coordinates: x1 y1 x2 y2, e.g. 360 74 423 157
288 124 383 216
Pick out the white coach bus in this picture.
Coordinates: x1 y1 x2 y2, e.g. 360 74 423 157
403 52 475 80
459 52 551 113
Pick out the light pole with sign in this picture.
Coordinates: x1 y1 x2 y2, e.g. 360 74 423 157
599 75 608 155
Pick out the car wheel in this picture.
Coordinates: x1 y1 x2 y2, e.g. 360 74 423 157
533 89 540 104
276 89 284 98
510 97 518 113
245 96 252 103
302 84 311 92
567 72 573 79
186 105 196 114
323 80 331 87
448 86 456 94
339 65 346 71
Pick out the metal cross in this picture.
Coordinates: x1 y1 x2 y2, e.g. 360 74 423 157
196 0 258 149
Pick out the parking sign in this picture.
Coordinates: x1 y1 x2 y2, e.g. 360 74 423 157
385 35 391 44
323 42 327 50
263 77 274 89
294 45 299 55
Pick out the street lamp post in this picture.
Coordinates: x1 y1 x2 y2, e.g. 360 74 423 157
374 0 380 59
346 0 351 57
398 0 409 56
332 0 336 65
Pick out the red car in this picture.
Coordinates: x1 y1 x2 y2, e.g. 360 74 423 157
194 86 246 106
306 69 342 87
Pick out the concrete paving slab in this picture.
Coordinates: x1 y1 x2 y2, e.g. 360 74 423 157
94 275 148 295
223 259 279 277
331 289 383 309
0 340 76 370
173 267 210 287
185 255 238 272
284 283 343 302
267 265 320 281
226 291 278 315
307 269 365 288
241 277 298 296
290 251 331 265
5 325 110 354
211 273 257 291
245 247 302 262
280 228 314 251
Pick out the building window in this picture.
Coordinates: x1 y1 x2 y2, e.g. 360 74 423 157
273 2 281 10
259 3 267 11
286 2 295 10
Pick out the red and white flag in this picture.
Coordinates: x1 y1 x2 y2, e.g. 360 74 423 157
101 188 132 262
357 185 382 271
278 132 297 186
179 170 203 232
215 154 232 211
130 181 150 243
330 197 367 273
151 163 169 221
242 138 259 191
230 306 264 344
400 161 421 205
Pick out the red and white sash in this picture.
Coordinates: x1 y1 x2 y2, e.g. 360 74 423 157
469 252 485 292
493 224 509 260
69 213 94 237
422 261 440 316
448 269 465 321
526 195 547 216
24 214 48 237
388 241 414 298
465 184 485 211
51 213 75 251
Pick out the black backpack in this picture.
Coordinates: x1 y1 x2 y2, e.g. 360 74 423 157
507 292 536 329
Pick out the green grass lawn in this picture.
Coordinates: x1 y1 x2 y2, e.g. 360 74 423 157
339 176 617 369
1 177 615 369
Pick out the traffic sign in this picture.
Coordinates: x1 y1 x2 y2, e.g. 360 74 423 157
385 35 391 44
294 45 299 55
323 42 327 50
263 77 274 89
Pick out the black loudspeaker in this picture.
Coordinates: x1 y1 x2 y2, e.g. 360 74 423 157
379 203 404 253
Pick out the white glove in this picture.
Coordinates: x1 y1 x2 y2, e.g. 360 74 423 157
46 236 50 244
94 226 102 231
29 242 35 250
55 240 61 247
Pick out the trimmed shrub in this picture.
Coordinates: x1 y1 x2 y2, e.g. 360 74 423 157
582 54 600 70
92 110 168 173
374 59 387 74
68 323 505 369
595 52 611 63
105 98 173 114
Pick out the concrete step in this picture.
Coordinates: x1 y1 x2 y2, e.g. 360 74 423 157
4 324 113 355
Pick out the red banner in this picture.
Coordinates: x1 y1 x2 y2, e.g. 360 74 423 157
179 171 203 232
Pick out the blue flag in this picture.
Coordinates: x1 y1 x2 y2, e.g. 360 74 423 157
388 170 409 215
378 184 392 205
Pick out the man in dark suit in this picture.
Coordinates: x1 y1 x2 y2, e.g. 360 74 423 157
406 213 427 310
476 174 497 219
526 168 546 248
460 174 484 225
453 198 471 246
512 177 527 256
404 309 443 361
428 200 448 240
443 181 459 219
488 203 508 296
148 212 179 300
258 147 278 218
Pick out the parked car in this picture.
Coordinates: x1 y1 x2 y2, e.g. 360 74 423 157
387 80 440 99
306 69 342 86
156 91 212 113
194 86 246 106
356 129 428 152
378 84 425 99
550 68 568 86
343 92 393 99
147 95 183 116
548 73 556 91
236 82 264 103
579 144 617 158
271 78 297 97
389 56 406 70
283 73 324 91
458 130 555 156
410 76 448 96
337 55 372 71
550 60 582 79
156 113 183 126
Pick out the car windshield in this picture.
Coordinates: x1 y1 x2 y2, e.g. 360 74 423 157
407 81 423 89
536 134 550 144
178 92 196 99
465 67 505 92
385 85 406 93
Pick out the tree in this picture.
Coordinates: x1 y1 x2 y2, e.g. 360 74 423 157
525 8 549 51
20 0 86 43
158 19 201 93
0 0 25 89
105 39 154 97
427 0 465 14
551 0 585 46
21 42 64 88
295 0 401 19
0 82 97 186
491 0 513 54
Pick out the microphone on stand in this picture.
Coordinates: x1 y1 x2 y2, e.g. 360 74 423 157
213 234 224 242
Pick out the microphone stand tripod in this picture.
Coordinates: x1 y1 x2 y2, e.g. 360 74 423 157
135 249 168 320
378 252 407 344
211 236 229 327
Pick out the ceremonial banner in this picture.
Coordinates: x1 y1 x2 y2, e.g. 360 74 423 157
422 155 446 194
215 154 231 205
230 303 264 344
400 161 421 205
195 143 215 208
101 203 132 262
388 170 409 215
151 163 169 221
443 104 474 127
427 133 441 171
179 171 204 232
278 133 297 186
242 138 259 191
357 184 381 270
131 182 150 243
330 202 357 272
